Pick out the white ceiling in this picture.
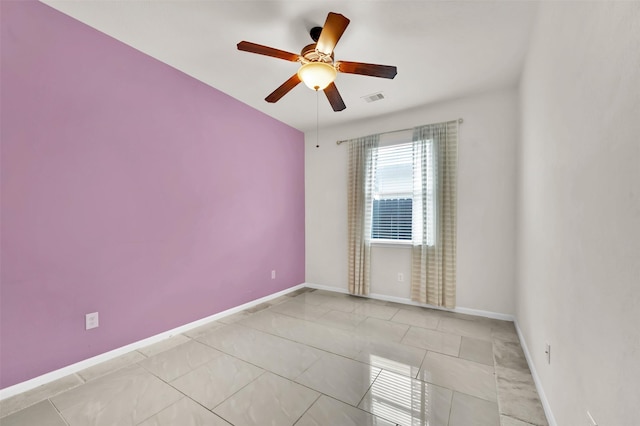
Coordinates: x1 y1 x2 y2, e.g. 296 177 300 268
40 1 538 132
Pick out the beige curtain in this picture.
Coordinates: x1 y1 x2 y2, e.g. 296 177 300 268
411 121 458 308
347 135 379 296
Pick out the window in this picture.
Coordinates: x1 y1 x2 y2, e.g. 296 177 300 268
370 141 435 245
371 143 413 241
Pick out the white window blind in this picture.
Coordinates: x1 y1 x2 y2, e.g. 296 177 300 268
370 140 436 245
371 142 414 241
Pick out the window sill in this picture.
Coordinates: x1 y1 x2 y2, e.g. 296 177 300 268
371 240 413 249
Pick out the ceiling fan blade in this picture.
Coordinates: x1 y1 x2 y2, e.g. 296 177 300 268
316 12 350 55
265 74 302 103
336 61 398 79
324 82 346 112
237 41 301 62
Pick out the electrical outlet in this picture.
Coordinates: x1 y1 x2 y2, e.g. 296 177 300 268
397 273 404 282
544 343 551 364
85 312 99 330
271 270 276 279
587 411 597 426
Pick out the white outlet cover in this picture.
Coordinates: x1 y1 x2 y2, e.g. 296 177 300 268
85 312 99 330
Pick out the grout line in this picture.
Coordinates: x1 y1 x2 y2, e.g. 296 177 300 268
355 367 381 409
133 396 187 425
445 387 455 426
291 393 322 425
398 322 412 342
416 350 428 379
48 399 70 426
209 370 268 412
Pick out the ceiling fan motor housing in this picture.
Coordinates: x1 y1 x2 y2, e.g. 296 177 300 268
300 43 334 64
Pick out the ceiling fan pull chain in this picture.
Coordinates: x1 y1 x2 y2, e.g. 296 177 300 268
316 90 320 148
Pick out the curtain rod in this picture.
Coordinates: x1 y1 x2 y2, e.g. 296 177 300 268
336 118 463 145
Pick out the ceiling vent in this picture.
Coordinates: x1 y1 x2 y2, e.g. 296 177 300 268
362 92 385 103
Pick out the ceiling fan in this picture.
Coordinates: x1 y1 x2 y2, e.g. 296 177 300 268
237 12 397 112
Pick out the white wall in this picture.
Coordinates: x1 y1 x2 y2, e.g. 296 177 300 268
306 88 519 315
517 2 640 425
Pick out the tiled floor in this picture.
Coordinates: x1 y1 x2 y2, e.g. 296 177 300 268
0 288 548 426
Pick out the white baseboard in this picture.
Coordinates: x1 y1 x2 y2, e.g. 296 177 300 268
514 319 558 426
305 282 514 322
0 283 306 401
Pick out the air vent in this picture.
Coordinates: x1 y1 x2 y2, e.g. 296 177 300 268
362 92 385 103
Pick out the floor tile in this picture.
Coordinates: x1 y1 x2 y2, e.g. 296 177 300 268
183 320 224 339
0 374 83 418
138 334 192 357
270 299 330 321
295 352 381 406
319 296 363 313
489 320 518 338
493 339 529 371
138 397 231 425
240 310 366 359
286 287 315 298
390 308 440 329
214 372 319 426
266 295 292 306
218 311 252 324
0 400 66 426
419 352 497 402
492 328 520 343
197 324 324 379
245 302 271 314
139 340 221 382
296 395 395 426
495 366 548 425
238 309 307 339
292 324 368 359
51 365 182 425
354 317 410 343
383 301 426 311
355 340 426 378
171 353 264 409
78 351 146 382
435 310 481 322
310 289 347 298
437 317 492 341
291 292 335 306
500 415 539 425
401 326 461 356
459 337 494 366
316 310 367 331
449 391 500 426
359 369 453 426
352 303 400 320
482 318 515 331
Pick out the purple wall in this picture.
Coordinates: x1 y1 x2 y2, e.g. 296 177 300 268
0 1 305 389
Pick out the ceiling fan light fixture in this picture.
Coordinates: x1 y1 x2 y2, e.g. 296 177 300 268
297 62 337 91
